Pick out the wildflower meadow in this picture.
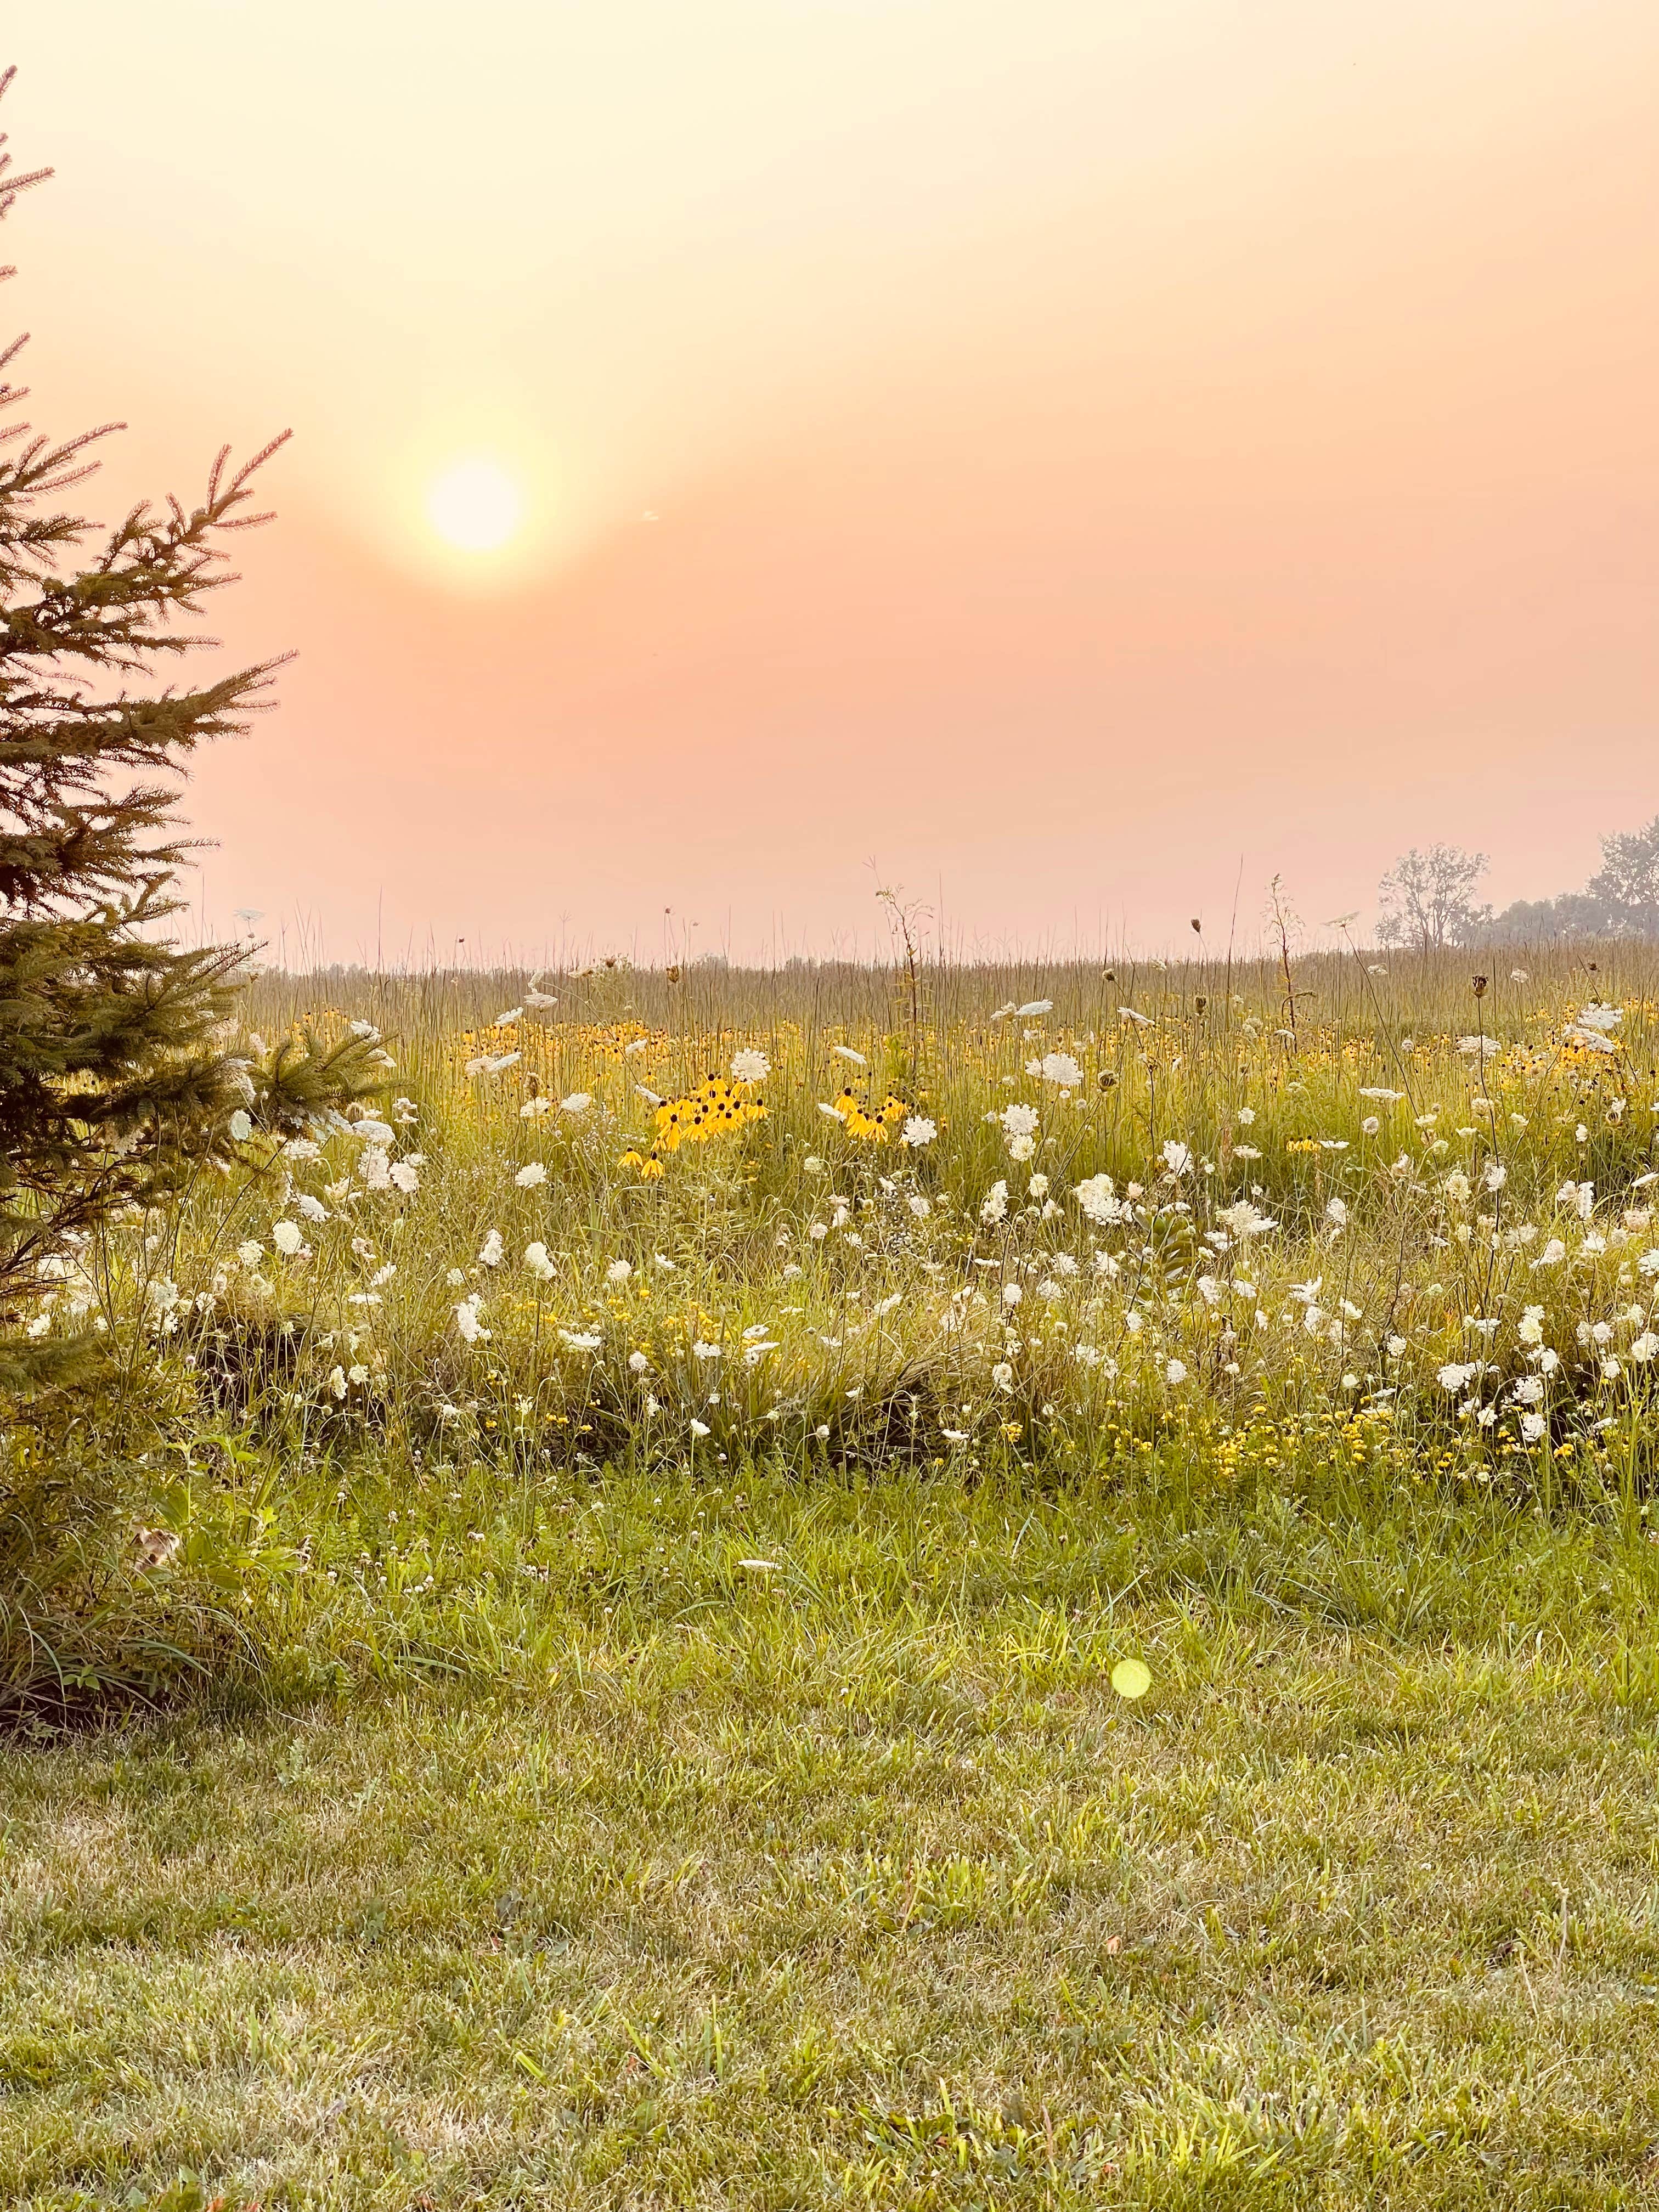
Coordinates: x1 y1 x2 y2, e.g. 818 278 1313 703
55 940 1659 1525
10 938 1659 2210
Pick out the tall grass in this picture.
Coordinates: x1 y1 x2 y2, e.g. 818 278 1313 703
15 935 1652 1491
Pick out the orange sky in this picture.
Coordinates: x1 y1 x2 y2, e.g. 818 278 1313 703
6 2 1657 962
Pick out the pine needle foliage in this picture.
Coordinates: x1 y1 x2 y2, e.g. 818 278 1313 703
0 72 380 1394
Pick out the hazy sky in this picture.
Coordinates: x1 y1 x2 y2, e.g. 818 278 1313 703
5 2 1656 962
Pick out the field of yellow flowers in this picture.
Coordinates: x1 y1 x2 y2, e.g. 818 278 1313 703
39 940 1646 1508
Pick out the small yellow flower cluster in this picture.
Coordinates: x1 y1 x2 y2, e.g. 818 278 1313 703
827 1087 911 1142
619 1077 770 1177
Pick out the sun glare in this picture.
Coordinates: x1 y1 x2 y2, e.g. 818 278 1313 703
427 459 523 552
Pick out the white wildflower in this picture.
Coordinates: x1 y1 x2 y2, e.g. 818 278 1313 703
1217 1200 1276 1239
1073 1173 1122 1226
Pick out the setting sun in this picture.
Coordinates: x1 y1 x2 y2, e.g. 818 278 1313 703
426 459 523 552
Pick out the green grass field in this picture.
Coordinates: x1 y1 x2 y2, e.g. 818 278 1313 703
7 1464 1659 2209
9 945 1659 2207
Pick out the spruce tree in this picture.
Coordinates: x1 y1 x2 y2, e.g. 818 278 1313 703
0 71 376 1390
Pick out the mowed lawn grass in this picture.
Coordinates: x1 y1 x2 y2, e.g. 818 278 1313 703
7 1472 1659 2209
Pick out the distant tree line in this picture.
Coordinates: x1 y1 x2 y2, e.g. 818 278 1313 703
1376 816 1659 951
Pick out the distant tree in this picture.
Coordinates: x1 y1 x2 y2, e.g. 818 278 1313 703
1584 814 1659 937
0 74 380 1390
1487 891 1617 943
1375 844 1491 953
